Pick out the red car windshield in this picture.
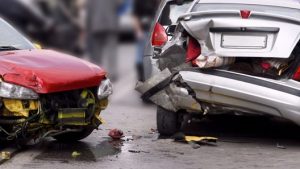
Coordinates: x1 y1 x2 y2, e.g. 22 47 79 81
0 19 34 50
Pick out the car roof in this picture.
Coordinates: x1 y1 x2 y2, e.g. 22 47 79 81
198 0 300 9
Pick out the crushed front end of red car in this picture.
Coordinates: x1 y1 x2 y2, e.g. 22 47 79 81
0 49 113 143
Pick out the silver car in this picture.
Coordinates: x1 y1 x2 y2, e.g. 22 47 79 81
137 0 300 135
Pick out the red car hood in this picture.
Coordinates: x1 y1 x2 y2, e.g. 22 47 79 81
0 49 106 94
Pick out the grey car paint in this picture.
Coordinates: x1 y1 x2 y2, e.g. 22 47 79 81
141 0 169 81
180 8 300 58
142 0 194 81
137 0 300 126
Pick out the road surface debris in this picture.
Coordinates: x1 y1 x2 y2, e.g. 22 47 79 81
276 143 286 149
1 151 11 160
173 133 218 147
108 129 124 140
71 151 81 158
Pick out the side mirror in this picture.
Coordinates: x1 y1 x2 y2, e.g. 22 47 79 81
33 43 42 49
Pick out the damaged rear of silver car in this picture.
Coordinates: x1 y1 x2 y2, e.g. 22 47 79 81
137 0 300 135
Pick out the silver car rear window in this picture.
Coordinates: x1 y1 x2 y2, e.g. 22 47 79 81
160 2 193 25
192 3 300 18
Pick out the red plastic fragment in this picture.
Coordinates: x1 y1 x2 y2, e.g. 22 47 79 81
186 37 201 63
293 67 300 81
108 129 124 139
261 61 271 70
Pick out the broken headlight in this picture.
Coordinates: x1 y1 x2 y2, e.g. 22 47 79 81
0 82 39 99
97 79 113 100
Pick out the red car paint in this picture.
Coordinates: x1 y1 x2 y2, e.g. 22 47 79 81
0 49 106 94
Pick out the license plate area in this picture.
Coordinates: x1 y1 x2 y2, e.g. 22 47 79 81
221 33 267 49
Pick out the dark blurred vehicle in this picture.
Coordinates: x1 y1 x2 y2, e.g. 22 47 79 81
0 0 82 54
141 0 194 81
0 17 112 144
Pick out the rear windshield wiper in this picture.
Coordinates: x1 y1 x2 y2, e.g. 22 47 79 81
0 46 20 51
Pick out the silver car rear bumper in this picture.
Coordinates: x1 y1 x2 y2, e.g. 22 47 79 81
180 70 300 125
137 69 300 125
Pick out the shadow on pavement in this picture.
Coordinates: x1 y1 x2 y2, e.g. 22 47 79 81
34 138 123 163
182 115 300 144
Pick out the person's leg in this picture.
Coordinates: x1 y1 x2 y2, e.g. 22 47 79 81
87 33 104 65
136 35 146 81
102 33 118 80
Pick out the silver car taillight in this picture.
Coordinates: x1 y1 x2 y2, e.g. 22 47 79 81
185 36 201 64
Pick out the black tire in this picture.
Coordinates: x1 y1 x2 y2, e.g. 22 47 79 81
157 106 179 136
53 127 94 142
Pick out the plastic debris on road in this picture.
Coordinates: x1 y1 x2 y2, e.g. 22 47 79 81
276 143 286 149
108 129 124 139
173 133 218 148
1 152 11 160
71 151 81 158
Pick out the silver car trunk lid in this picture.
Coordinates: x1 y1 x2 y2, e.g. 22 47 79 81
180 3 300 58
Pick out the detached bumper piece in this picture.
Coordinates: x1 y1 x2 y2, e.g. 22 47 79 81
136 69 201 113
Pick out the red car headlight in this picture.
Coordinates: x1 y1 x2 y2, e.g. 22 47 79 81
97 79 113 100
0 81 38 100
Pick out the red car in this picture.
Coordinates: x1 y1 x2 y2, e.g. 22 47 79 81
0 18 112 144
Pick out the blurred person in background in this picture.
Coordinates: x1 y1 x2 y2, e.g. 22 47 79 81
133 0 160 81
75 0 87 53
86 0 121 81
53 0 84 54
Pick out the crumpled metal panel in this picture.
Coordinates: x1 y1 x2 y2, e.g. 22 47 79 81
150 90 177 112
166 83 202 112
136 69 172 94
158 45 186 71
180 15 300 58
0 50 106 93
136 69 202 112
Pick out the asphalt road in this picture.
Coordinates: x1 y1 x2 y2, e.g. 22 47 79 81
2 44 300 169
